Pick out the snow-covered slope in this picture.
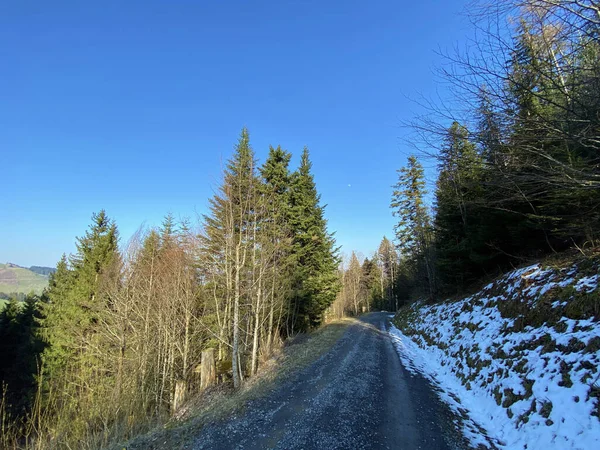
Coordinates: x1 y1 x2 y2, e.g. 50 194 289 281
391 257 600 450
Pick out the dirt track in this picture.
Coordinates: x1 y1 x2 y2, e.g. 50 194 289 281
190 312 470 450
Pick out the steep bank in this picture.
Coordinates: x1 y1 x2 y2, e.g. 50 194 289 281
391 254 600 449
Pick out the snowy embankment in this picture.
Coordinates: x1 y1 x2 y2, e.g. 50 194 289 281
390 258 600 450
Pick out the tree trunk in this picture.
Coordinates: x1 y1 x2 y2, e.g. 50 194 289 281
232 245 241 389
200 348 216 390
266 276 275 354
250 275 263 376
172 380 186 414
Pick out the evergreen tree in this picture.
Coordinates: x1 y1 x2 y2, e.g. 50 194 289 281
261 146 292 200
485 17 599 261
260 145 293 252
201 128 259 388
38 254 73 379
360 257 380 312
259 145 294 341
40 211 119 400
0 294 45 419
391 155 435 298
0 297 22 415
288 148 340 330
377 237 398 310
160 212 176 248
410 0 600 295
434 122 485 291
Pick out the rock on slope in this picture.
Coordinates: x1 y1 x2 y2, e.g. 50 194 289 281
391 256 600 450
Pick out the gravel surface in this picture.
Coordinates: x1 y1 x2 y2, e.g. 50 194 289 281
191 312 471 450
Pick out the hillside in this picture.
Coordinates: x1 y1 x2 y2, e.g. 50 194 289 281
0 263 51 296
29 265 56 276
391 254 600 449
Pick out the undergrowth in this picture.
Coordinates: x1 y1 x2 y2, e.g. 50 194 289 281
124 318 354 450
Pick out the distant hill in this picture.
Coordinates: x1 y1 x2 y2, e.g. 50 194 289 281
0 263 52 298
29 265 56 276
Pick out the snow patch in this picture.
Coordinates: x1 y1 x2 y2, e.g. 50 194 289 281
390 260 600 450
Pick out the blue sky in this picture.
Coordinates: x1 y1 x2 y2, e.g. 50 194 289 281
1 0 471 267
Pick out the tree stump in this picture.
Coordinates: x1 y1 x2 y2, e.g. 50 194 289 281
201 348 216 390
172 380 187 414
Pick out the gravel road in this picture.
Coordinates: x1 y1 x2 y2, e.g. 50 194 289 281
192 312 471 450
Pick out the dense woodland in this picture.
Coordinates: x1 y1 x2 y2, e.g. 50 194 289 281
387 0 600 301
0 132 340 448
1 0 598 448
331 0 599 312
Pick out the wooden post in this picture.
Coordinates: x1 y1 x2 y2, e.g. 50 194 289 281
201 348 216 390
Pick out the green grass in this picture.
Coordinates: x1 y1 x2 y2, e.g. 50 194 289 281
0 263 49 296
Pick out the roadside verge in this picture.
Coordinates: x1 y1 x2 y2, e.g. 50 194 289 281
124 318 355 450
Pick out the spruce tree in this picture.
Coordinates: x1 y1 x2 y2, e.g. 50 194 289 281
391 155 435 298
260 145 293 255
360 257 379 312
289 148 339 330
0 297 22 416
201 128 259 388
0 294 45 418
39 254 73 379
259 145 294 341
434 122 485 291
40 211 119 394
160 212 176 248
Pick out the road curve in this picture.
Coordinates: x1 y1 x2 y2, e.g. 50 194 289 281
192 312 470 450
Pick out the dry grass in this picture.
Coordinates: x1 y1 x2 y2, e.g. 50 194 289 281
123 318 355 450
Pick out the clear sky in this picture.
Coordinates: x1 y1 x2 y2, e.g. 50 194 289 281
1 0 471 268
